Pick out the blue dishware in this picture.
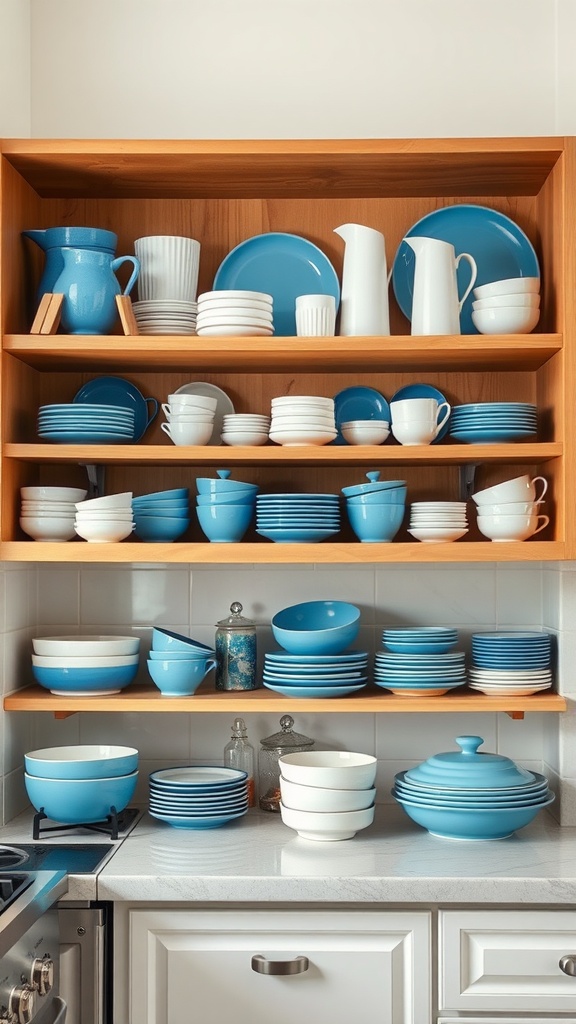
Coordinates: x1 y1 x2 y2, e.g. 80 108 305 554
392 204 540 334
133 488 189 503
196 469 259 496
271 600 360 655
263 682 367 698
31 662 138 694
146 656 216 696
257 527 340 543
213 232 340 336
151 628 215 655
148 649 214 663
196 503 254 542
23 226 118 300
53 247 140 335
24 744 139 780
133 517 190 542
404 735 536 790
333 386 391 445
346 500 405 542
393 792 554 840
24 769 138 824
149 809 247 829
73 376 158 441
342 472 407 498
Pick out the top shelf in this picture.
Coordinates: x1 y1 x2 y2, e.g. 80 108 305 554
0 137 565 199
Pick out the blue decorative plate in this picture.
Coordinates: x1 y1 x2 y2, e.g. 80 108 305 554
392 203 540 335
73 376 158 441
38 429 135 443
389 383 451 442
333 386 391 444
213 232 340 336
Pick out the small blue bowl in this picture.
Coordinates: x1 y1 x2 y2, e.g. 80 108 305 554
148 649 215 662
147 657 216 695
196 503 253 542
152 628 214 654
196 476 259 496
134 507 190 518
24 770 138 824
132 502 190 513
133 488 189 502
345 486 407 506
346 502 405 542
133 517 190 542
271 600 360 655
196 489 258 507
32 662 138 693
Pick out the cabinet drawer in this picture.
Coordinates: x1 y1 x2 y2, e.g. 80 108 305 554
439 1019 572 1023
439 910 576 1013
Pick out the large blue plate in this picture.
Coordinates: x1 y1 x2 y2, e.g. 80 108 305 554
392 204 540 335
333 386 390 445
263 682 367 698
213 232 340 336
73 376 158 441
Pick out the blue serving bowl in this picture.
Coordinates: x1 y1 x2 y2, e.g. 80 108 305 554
31 662 138 694
133 516 190 542
271 600 360 655
342 474 407 498
196 503 253 542
24 770 138 824
133 488 189 502
151 628 215 654
345 486 408 506
132 502 190 514
394 793 554 840
196 476 259 496
346 501 405 542
133 507 190 518
24 744 139 780
147 657 216 696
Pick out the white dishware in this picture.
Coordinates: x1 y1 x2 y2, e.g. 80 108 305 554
295 293 336 336
75 492 133 510
473 276 540 299
405 235 477 335
279 750 377 790
20 516 77 542
135 235 200 302
333 223 390 335
161 420 213 446
472 293 540 310
280 776 376 812
279 802 375 841
166 393 218 411
341 420 390 445
471 305 540 334
390 398 451 446
408 526 469 543
32 635 140 656
21 486 87 502
74 519 135 543
476 512 550 542
472 474 548 506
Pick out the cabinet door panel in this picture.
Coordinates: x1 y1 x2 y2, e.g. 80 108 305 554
129 909 430 1024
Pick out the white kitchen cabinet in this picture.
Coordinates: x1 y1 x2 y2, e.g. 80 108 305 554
439 1019 573 1023
120 907 431 1024
439 909 576 1014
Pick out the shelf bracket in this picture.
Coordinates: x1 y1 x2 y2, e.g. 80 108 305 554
80 463 106 499
506 711 525 720
459 463 479 502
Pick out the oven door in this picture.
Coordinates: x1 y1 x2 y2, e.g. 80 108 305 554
58 905 109 1024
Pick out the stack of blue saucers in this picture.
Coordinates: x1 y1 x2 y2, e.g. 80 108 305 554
256 492 341 543
262 650 369 698
375 626 465 696
448 402 537 444
469 630 553 696
37 403 135 443
148 765 248 830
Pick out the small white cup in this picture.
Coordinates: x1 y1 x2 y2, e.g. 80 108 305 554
472 474 548 506
166 393 217 411
135 235 201 302
390 399 451 445
161 420 212 446
295 294 336 337
476 511 550 541
161 406 215 423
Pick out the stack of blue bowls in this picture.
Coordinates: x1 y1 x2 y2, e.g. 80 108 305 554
392 735 555 840
342 471 407 542
196 470 258 542
448 402 538 444
132 488 191 542
37 403 135 443
374 626 465 696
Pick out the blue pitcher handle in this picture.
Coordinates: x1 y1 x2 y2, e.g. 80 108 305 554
145 397 159 427
111 255 140 296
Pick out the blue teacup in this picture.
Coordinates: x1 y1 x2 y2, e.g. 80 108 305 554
346 502 405 542
147 657 216 696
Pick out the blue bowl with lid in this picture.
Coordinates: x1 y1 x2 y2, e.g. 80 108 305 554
342 471 407 501
394 793 554 840
403 735 537 790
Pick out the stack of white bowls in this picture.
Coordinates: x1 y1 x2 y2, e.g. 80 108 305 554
221 413 270 446
408 501 468 543
278 750 377 842
269 395 337 447
471 276 541 335
131 299 197 336
160 392 217 447
74 492 135 543
196 290 274 337
20 485 87 542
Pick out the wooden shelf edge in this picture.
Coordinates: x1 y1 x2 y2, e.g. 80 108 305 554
0 540 566 563
3 685 567 716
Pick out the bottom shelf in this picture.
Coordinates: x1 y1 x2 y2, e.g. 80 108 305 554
3 684 567 719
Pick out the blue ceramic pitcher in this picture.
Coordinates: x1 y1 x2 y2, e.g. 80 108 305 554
53 248 140 335
22 226 118 301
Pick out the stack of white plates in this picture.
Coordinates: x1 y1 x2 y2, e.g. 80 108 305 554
469 630 553 696
262 650 369 698
256 492 341 543
148 765 249 829
221 413 271 446
196 290 273 337
131 300 197 335
269 395 337 447
408 501 469 543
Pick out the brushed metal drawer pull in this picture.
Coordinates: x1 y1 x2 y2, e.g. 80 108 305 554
251 954 309 976
559 954 576 976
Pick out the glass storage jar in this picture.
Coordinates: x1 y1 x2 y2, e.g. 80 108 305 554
215 602 257 691
258 715 314 812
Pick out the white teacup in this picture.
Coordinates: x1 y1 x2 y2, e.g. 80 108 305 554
161 420 212 446
472 474 548 507
476 511 550 542
165 394 218 412
390 399 451 446
479 500 543 516
162 406 215 423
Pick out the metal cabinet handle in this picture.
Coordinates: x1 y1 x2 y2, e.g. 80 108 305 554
559 955 576 976
251 954 309 976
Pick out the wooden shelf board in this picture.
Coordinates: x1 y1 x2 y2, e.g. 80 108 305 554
0 540 566 564
3 334 562 372
4 443 563 466
3 684 567 716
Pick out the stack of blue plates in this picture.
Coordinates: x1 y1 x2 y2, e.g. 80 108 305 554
381 627 458 654
374 631 466 695
448 402 537 444
148 766 249 829
37 404 135 443
470 630 553 696
256 492 341 543
262 649 369 698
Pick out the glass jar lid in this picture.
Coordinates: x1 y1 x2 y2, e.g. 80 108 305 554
404 735 536 790
216 602 255 630
260 715 314 752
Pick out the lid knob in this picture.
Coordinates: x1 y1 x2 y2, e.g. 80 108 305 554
366 471 381 483
217 469 231 480
456 736 484 757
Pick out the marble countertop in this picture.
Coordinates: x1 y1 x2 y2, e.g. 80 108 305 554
3 806 575 906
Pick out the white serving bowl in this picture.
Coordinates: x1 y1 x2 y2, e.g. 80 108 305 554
32 653 140 669
74 519 135 543
279 750 377 790
471 306 540 335
472 293 540 310
280 802 375 841
269 430 337 447
21 501 78 512
75 492 133 510
20 486 88 502
473 276 540 300
341 420 390 445
74 510 135 521
20 516 76 542
272 395 333 406
280 776 376 812
32 635 140 657
408 526 468 543
24 744 139 780
221 431 269 446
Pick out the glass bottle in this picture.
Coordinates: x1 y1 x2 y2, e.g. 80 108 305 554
258 715 315 812
223 717 255 807
215 602 257 691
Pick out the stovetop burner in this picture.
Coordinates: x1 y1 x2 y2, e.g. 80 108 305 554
0 873 33 913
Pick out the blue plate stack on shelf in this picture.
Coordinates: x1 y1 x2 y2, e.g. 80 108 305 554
469 630 553 696
148 766 249 830
256 492 341 544
262 649 369 699
37 404 135 443
374 626 465 696
448 402 538 444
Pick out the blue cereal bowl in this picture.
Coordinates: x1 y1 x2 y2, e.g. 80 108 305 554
31 662 138 694
151 628 215 655
346 501 405 542
271 600 360 655
24 770 138 823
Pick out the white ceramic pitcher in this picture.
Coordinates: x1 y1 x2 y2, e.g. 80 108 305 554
334 223 390 336
405 236 477 335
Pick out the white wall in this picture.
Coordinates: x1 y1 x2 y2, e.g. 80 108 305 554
0 0 30 136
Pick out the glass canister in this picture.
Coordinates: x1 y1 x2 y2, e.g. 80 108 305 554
258 715 315 812
215 602 257 691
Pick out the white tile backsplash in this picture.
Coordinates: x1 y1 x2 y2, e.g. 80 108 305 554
374 565 497 626
79 568 190 625
37 567 80 624
376 712 496 759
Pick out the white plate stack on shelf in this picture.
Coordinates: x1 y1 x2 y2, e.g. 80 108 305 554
221 413 271 446
74 492 135 543
269 395 337 447
468 630 553 696
131 299 198 336
408 501 469 543
196 290 274 337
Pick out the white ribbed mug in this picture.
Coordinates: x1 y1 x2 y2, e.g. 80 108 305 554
135 235 200 301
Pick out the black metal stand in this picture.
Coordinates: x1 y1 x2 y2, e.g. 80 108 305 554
32 806 139 841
